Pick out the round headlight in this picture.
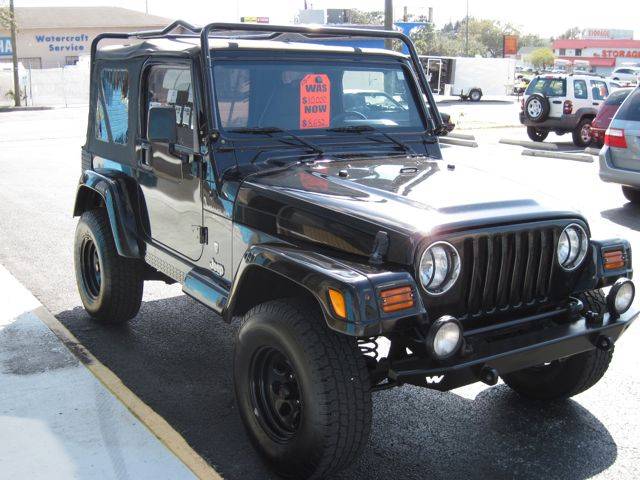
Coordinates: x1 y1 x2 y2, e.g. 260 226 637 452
419 241 461 295
426 316 463 359
557 224 588 271
607 278 635 316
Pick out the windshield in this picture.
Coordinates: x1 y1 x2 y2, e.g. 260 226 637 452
212 58 427 133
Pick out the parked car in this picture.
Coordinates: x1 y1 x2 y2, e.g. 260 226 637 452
599 86 640 203
607 66 640 84
590 88 634 147
520 73 617 147
75 21 637 479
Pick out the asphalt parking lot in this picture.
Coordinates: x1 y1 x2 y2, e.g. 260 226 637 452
1 106 640 479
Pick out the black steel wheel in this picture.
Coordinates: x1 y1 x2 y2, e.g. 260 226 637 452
250 346 302 442
74 209 144 323
234 299 372 479
79 236 102 301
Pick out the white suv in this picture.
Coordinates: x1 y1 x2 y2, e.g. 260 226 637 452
608 66 640 84
519 73 617 147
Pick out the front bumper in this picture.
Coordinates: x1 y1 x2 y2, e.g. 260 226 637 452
388 307 637 391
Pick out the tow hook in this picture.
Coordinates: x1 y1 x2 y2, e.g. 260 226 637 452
479 366 499 386
595 335 613 352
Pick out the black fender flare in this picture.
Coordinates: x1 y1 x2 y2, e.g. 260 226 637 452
223 244 425 337
73 170 142 258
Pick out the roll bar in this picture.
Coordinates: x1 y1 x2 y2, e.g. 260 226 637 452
90 20 443 135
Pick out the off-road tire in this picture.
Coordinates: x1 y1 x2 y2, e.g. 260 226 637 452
234 299 372 479
572 117 593 147
74 209 144 323
622 186 640 204
527 126 549 142
469 89 482 102
502 289 613 401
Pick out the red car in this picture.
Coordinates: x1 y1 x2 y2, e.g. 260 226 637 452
590 88 633 146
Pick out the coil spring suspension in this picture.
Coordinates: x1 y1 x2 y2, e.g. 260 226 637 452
358 337 379 358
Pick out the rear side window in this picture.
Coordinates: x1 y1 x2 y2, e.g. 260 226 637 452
616 88 640 121
573 80 587 99
525 77 566 97
604 89 631 106
95 69 129 144
590 80 608 101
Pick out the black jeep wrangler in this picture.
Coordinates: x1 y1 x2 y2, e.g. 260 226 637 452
74 22 637 479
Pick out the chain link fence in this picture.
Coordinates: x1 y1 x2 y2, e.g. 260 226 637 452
0 61 89 107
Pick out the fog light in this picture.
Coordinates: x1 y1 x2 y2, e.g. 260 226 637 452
607 278 635 316
426 316 463 359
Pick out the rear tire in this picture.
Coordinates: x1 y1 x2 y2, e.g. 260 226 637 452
234 299 372 479
572 117 593 147
527 126 549 142
502 290 613 401
622 186 640 204
74 209 144 323
469 89 482 102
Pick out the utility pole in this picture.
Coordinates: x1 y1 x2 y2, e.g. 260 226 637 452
384 0 393 50
465 0 469 56
9 0 20 106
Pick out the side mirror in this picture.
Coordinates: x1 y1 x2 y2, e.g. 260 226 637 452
147 106 177 144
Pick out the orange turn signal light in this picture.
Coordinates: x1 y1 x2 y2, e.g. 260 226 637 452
380 286 415 313
328 288 347 319
603 249 625 270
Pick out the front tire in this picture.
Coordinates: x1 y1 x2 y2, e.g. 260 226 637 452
74 209 144 323
527 126 549 142
234 299 372 479
469 89 482 102
502 290 613 401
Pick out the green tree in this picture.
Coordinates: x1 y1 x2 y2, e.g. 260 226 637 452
528 47 555 69
519 33 551 49
0 5 13 28
559 27 581 39
348 9 384 25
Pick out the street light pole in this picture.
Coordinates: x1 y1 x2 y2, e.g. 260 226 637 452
465 0 469 56
384 0 393 50
9 0 21 106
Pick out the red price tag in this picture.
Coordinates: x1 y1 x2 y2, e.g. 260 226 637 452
300 74 330 130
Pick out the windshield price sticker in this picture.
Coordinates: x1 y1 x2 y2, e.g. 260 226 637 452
300 74 331 129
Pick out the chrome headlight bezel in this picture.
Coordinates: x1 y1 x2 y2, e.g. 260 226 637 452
418 241 461 296
557 223 589 271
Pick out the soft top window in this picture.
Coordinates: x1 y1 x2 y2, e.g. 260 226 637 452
95 68 129 145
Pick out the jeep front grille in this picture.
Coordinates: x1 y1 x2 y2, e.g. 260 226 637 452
463 227 559 317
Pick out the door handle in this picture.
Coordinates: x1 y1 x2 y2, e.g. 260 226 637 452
137 138 151 151
593 103 600 106
552 100 562 104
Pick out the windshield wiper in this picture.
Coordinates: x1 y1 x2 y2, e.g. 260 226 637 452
327 124 417 156
228 126 325 158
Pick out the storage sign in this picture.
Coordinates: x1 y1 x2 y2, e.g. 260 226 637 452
0 37 12 57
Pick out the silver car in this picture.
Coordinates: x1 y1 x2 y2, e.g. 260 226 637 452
599 86 640 203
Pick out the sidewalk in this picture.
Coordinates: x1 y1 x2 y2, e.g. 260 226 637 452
0 265 201 479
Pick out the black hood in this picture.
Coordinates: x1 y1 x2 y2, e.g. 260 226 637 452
234 156 585 265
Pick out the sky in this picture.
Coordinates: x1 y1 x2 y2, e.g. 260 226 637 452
5 0 640 38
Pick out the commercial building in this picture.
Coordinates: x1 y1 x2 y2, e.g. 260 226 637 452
552 29 640 75
0 7 171 69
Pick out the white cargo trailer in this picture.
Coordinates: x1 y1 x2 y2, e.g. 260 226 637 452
419 56 517 101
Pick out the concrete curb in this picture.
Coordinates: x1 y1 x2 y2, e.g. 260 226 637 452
585 147 602 156
446 132 476 141
522 149 594 163
499 138 559 150
438 137 478 148
0 265 221 480
0 106 53 112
